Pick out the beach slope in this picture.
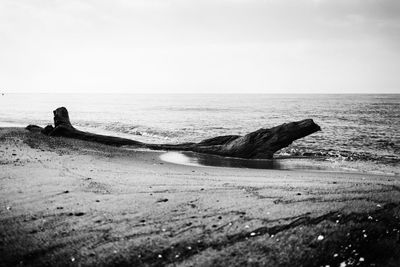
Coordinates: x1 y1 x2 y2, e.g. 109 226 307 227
1 128 400 266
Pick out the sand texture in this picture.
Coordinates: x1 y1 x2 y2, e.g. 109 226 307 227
1 128 400 266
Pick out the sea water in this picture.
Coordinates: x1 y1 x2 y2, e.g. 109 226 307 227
0 93 398 174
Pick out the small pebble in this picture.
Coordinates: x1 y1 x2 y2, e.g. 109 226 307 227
317 235 324 241
250 232 256 236
71 257 75 262
359 257 365 262
245 225 250 229
187 246 192 250
6 206 11 210
340 262 346 267
158 254 162 258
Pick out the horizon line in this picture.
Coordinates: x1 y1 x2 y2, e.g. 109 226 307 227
1 92 399 95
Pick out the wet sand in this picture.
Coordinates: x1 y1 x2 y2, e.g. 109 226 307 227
1 127 400 266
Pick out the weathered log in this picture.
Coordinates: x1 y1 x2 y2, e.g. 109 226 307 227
148 119 321 159
47 107 143 147
53 107 72 128
41 125 54 135
26 107 321 159
25 124 43 133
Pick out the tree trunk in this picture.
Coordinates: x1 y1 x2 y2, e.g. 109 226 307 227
26 107 321 159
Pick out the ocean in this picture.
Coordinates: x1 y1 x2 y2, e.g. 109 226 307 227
0 93 399 175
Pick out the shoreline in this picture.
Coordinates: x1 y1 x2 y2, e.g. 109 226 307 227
1 119 398 175
1 127 400 266
160 150 399 177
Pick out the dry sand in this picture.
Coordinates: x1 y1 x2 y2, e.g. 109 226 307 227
1 127 400 266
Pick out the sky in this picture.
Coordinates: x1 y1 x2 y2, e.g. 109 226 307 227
1 0 399 94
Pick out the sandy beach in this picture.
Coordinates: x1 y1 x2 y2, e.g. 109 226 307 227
1 127 400 266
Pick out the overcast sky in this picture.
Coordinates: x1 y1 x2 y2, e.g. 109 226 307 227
1 0 399 93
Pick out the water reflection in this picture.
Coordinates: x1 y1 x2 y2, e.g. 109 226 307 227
159 151 397 175
160 151 284 170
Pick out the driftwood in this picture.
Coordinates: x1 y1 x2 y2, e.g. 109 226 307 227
28 107 143 147
26 107 321 159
